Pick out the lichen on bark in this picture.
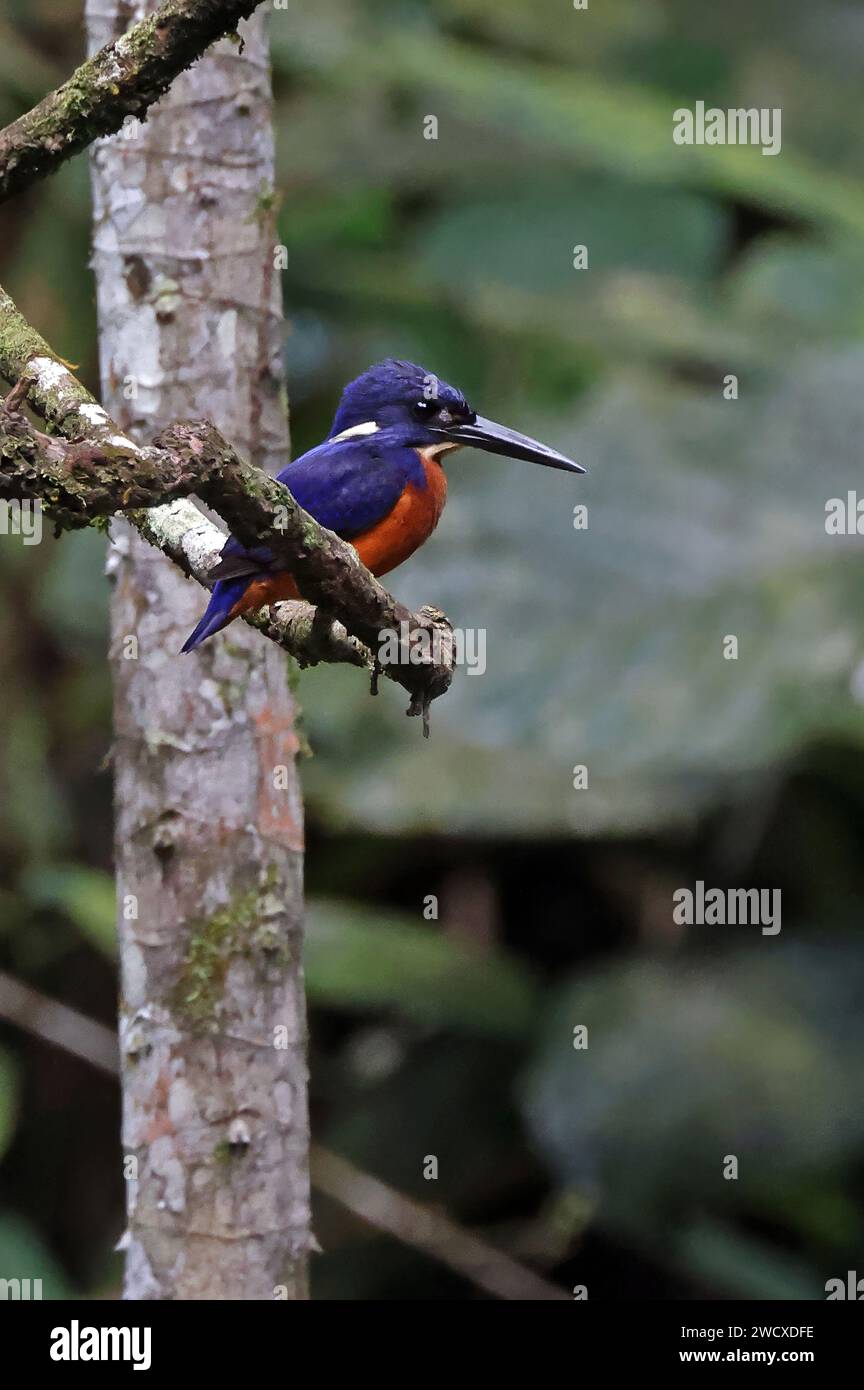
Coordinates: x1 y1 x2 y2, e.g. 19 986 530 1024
176 872 293 1032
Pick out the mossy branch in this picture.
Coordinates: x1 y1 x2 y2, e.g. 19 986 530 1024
0 284 455 724
0 0 266 203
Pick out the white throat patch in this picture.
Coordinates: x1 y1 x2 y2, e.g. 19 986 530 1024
330 420 380 443
421 441 460 460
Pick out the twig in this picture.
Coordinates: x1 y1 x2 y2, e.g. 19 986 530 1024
0 973 568 1301
0 970 119 1075
0 0 266 203
311 1145 570 1301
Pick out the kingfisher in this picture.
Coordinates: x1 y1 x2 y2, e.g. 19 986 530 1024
181 358 584 652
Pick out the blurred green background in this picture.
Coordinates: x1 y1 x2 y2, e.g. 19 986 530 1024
2 0 864 1299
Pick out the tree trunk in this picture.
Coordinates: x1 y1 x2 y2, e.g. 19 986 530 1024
86 0 310 1300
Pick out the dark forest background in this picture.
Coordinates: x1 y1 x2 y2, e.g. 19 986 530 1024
2 0 864 1298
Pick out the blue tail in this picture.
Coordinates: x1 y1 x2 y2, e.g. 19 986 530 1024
181 578 248 653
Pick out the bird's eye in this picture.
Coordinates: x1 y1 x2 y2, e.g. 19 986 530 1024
412 399 435 420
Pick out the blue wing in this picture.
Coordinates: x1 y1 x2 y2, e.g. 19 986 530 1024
209 434 420 582
283 436 417 534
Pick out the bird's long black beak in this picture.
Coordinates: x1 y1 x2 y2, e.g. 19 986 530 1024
433 415 585 474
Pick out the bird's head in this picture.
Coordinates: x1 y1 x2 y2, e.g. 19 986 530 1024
329 359 585 474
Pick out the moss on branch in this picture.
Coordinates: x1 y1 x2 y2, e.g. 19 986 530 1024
0 0 264 203
0 283 455 725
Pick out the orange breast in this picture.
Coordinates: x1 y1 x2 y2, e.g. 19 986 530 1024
352 452 448 578
230 451 449 617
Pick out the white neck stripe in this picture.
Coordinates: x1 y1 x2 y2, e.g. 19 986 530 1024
330 420 380 442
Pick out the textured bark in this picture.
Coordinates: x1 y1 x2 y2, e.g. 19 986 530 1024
0 0 264 203
86 1 310 1299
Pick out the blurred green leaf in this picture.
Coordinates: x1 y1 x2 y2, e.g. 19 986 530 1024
306 898 537 1037
1 707 67 860
362 32 864 235
0 1050 18 1163
728 236 864 341
21 864 115 957
677 1221 821 1300
522 942 864 1241
0 1214 73 1299
35 528 109 653
417 178 726 293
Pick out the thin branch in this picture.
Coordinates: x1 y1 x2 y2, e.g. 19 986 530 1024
0 0 266 204
0 973 568 1301
311 1146 571 1302
0 284 455 724
0 970 119 1075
